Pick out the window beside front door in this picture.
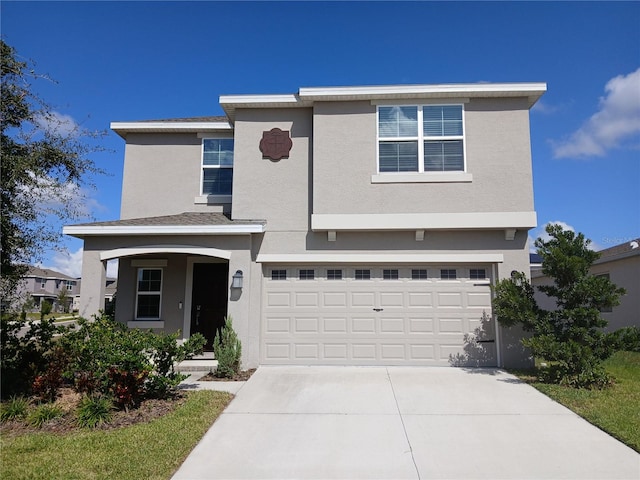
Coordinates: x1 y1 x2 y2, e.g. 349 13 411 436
378 104 465 173
135 268 162 319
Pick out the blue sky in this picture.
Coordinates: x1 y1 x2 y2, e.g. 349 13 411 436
2 1 639 277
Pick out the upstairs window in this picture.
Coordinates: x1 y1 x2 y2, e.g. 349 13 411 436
202 138 233 196
378 105 464 173
65 280 75 292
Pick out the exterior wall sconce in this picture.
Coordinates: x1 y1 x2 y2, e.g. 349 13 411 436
231 270 244 289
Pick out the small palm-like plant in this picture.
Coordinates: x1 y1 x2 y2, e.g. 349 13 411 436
27 404 63 427
0 396 29 421
77 395 114 428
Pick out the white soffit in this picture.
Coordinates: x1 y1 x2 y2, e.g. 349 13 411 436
311 212 537 231
257 253 504 264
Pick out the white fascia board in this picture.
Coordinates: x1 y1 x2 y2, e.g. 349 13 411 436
299 83 547 99
218 94 301 106
110 121 233 137
257 253 504 264
63 224 265 237
311 212 537 231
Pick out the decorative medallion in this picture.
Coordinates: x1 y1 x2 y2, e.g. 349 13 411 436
259 128 293 160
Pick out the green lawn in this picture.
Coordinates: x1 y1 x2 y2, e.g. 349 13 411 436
513 351 640 452
24 312 78 322
1 390 232 480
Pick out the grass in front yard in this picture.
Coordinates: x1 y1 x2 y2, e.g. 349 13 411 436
1 390 232 480
513 351 640 452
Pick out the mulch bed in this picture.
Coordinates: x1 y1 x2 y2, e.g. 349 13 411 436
0 387 187 437
198 368 256 382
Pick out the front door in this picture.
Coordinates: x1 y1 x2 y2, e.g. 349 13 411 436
191 263 229 350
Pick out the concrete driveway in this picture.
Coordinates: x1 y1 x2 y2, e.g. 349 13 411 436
172 366 640 480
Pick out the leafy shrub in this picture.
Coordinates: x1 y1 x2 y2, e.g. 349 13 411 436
32 346 70 402
213 316 242 378
76 395 113 428
0 315 62 398
0 396 29 421
613 326 640 352
146 332 206 397
61 315 205 406
27 404 63 427
108 367 149 410
40 300 52 318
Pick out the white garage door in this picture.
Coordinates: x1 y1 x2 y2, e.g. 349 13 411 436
261 265 497 366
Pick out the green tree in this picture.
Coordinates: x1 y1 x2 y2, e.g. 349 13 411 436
0 40 105 301
493 224 626 388
57 286 70 313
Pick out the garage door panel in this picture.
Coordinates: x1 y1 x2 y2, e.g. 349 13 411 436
324 344 348 359
262 266 497 366
323 292 348 307
267 292 291 307
408 292 432 307
381 318 405 333
380 292 404 307
266 317 290 333
295 317 319 333
409 318 434 333
323 317 347 332
351 292 375 307
352 344 376 359
437 292 463 307
352 317 376 333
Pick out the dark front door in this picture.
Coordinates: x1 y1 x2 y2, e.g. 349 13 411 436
191 263 229 350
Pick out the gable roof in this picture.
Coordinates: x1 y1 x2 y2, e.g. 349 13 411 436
596 238 640 263
26 266 77 281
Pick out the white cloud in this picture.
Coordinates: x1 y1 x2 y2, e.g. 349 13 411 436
34 111 79 137
551 68 640 158
529 221 601 253
38 247 118 279
532 100 560 115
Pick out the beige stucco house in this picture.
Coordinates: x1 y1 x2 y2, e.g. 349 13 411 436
531 240 640 332
16 266 79 313
64 82 547 369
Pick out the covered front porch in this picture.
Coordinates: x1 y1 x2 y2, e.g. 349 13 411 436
63 212 266 367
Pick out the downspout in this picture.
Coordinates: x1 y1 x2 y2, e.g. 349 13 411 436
492 262 503 368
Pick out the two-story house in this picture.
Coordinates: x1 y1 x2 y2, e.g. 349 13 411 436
64 82 546 368
17 266 79 313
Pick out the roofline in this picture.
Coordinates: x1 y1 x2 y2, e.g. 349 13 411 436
220 82 547 121
110 121 233 139
63 224 266 237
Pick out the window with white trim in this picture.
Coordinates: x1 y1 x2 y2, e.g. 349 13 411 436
299 269 315 280
383 269 399 280
136 268 162 319
440 269 457 280
202 139 233 196
327 269 343 280
470 269 486 280
271 269 287 280
65 280 76 292
412 269 428 280
378 105 464 173
355 269 371 280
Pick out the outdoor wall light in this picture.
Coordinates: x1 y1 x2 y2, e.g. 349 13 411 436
231 270 244 289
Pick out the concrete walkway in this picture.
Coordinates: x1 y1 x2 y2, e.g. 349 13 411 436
173 366 640 480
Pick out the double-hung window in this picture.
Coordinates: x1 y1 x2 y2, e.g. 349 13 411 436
136 268 162 319
202 138 233 197
378 105 464 173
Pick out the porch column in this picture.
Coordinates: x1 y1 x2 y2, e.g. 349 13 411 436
79 248 107 319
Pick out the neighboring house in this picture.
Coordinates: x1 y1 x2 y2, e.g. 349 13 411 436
531 240 640 332
17 266 80 313
64 82 547 368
